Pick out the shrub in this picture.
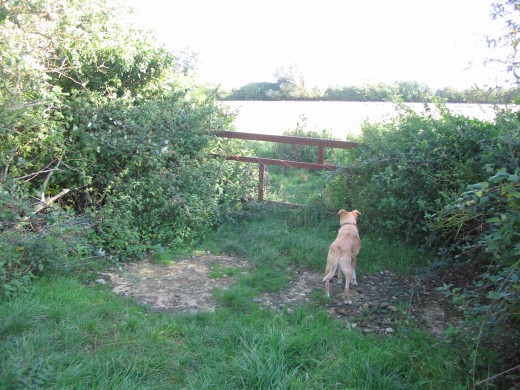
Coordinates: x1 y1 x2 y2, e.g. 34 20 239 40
431 169 519 371
59 91 255 258
0 0 256 290
343 103 516 241
337 102 520 377
0 210 94 299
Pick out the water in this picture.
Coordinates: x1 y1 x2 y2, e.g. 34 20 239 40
222 101 506 140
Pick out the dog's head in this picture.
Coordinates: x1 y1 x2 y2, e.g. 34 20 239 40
337 209 361 226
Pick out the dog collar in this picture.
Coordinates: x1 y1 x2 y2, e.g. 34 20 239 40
341 222 357 227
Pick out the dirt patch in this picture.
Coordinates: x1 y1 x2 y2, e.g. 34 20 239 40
104 254 460 336
106 254 249 313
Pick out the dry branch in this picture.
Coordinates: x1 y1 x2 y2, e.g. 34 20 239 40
32 188 70 214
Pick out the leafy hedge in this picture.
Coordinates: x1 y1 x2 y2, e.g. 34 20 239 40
344 104 516 239
0 0 255 297
58 90 254 258
340 102 519 374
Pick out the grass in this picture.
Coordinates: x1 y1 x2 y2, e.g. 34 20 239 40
208 262 243 278
0 202 472 389
209 203 432 277
1 276 468 389
0 162 473 388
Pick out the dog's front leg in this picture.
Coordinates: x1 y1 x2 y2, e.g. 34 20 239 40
351 256 357 286
336 266 343 285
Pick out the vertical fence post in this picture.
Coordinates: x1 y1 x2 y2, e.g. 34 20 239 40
258 163 266 201
317 145 324 165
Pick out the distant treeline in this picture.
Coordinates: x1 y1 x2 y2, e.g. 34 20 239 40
223 80 519 104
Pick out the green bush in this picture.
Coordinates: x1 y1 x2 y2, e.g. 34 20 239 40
60 90 255 258
344 103 516 240
0 212 93 298
0 0 256 292
432 169 519 366
338 102 519 373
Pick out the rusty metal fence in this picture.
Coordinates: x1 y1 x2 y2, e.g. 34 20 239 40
216 131 358 200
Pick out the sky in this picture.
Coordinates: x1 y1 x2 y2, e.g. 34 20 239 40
126 0 510 90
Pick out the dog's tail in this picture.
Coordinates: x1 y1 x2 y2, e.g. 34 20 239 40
323 249 341 282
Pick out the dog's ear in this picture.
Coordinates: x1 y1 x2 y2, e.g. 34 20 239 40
337 209 347 216
352 209 361 217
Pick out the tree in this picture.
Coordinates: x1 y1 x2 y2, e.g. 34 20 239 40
267 65 320 100
488 0 520 84
396 81 432 102
225 82 279 100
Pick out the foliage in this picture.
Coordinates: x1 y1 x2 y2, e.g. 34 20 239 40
226 81 279 100
59 89 254 257
343 103 517 239
431 169 519 370
489 0 520 85
266 65 322 100
0 0 256 295
324 81 432 102
224 79 519 103
0 211 95 298
267 117 339 163
338 103 519 377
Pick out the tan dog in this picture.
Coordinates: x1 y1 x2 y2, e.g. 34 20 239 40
323 209 361 304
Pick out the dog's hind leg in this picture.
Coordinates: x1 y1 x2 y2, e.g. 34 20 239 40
323 250 339 298
339 256 353 305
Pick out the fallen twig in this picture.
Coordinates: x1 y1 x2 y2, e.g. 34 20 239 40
475 364 520 387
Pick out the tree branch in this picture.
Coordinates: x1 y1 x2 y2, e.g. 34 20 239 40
32 188 70 214
14 188 70 231
40 155 62 202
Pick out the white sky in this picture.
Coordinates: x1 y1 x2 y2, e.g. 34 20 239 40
126 0 509 90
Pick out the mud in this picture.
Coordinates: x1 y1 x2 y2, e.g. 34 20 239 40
105 254 460 336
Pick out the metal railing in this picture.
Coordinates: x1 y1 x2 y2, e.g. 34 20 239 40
216 131 358 200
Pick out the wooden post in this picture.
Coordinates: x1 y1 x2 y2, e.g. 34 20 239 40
317 145 324 165
258 163 266 201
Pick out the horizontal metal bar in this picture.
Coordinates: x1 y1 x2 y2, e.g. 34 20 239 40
214 154 339 170
216 131 358 149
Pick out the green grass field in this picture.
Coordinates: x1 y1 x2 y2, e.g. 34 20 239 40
1 275 468 389
0 186 474 388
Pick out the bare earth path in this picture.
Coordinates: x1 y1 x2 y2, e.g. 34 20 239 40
106 253 459 336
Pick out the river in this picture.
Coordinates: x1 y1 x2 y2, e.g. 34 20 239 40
221 101 508 139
